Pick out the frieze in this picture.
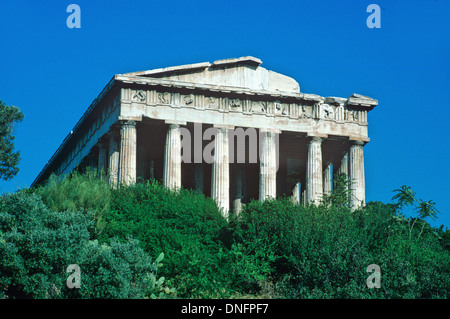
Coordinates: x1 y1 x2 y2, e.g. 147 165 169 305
158 92 171 104
132 90 146 102
123 89 367 124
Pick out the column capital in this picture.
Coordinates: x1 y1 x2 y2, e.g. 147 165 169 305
119 120 137 128
350 139 365 147
349 136 369 146
309 136 324 144
167 123 181 130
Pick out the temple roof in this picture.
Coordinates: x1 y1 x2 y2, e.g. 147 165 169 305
123 56 301 94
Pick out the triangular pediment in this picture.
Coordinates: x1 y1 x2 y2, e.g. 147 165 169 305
122 56 300 93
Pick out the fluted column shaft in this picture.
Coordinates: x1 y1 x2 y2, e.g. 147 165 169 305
323 161 332 196
306 136 323 205
97 141 108 179
259 130 277 201
119 121 137 185
337 152 348 177
291 183 300 204
108 130 120 187
349 140 365 209
211 127 230 216
163 124 182 189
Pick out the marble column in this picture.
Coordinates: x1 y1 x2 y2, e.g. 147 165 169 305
300 181 306 205
334 150 349 192
337 151 348 177
108 130 120 187
97 140 108 179
323 161 332 196
291 182 300 204
211 127 230 216
163 124 182 190
349 140 365 209
259 130 277 201
118 120 137 185
306 136 323 205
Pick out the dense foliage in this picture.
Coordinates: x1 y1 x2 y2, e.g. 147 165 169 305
0 172 449 299
0 100 24 181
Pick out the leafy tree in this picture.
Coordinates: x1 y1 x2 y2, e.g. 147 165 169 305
416 199 440 238
392 185 417 239
0 100 24 181
392 185 416 208
323 173 352 208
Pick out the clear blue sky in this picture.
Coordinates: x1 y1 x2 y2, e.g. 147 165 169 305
1 0 449 228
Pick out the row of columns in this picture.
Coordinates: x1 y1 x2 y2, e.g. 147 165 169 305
304 137 365 208
97 120 366 217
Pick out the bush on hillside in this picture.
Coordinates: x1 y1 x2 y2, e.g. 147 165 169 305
0 191 171 299
35 170 111 235
231 198 450 298
2 172 448 299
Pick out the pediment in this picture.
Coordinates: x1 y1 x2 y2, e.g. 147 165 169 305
122 56 300 93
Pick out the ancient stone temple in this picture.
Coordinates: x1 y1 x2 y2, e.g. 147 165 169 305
32 56 378 216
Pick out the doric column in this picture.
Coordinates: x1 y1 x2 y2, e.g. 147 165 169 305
163 124 182 190
97 140 108 179
108 130 120 187
300 181 306 205
291 182 300 204
306 136 323 205
259 130 278 201
349 140 365 209
118 120 137 185
211 127 230 216
337 151 348 177
323 161 332 196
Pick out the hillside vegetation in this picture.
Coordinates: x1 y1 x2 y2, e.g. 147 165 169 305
1 171 449 299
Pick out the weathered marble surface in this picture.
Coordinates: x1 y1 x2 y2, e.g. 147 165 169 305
32 56 377 215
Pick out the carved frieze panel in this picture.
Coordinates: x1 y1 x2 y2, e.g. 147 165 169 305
321 104 335 120
302 105 313 118
205 96 219 110
183 94 194 106
132 90 146 102
158 92 171 105
250 100 267 114
229 98 242 112
273 100 289 116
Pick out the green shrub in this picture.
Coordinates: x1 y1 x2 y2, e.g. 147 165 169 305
35 171 111 235
99 180 232 298
231 197 450 298
5 172 447 299
0 191 171 299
